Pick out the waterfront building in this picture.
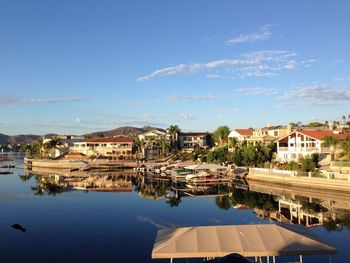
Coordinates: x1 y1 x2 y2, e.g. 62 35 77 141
72 137 134 158
137 129 169 142
246 125 291 145
179 132 208 150
137 129 172 160
228 129 253 142
276 130 350 162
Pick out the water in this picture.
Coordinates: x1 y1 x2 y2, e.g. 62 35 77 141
1 153 350 262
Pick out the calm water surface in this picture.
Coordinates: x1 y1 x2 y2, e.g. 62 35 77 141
1 153 350 262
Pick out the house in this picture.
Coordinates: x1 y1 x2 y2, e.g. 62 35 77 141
137 129 172 160
179 132 208 150
138 129 169 142
246 125 291 145
276 130 350 162
72 137 134 158
228 129 253 142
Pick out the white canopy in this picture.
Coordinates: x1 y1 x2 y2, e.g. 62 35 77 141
152 224 336 259
184 163 227 171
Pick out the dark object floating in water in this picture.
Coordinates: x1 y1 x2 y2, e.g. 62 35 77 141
11 224 26 232
207 253 252 263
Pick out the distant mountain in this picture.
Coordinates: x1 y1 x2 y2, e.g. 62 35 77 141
0 133 40 146
86 126 166 138
0 126 166 147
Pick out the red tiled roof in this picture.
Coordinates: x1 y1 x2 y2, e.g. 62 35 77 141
297 130 350 141
85 137 133 143
235 129 253 136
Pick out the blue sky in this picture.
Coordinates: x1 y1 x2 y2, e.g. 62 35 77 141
1 0 349 135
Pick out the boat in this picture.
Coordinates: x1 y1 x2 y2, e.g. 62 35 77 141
171 168 192 182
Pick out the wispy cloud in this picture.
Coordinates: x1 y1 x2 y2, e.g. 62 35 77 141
138 50 300 81
236 87 277 96
137 59 257 81
0 94 87 105
215 108 240 113
280 84 350 101
226 24 272 45
169 94 220 101
277 84 350 108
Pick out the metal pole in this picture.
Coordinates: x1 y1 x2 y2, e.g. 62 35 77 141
267 256 270 263
273 256 276 263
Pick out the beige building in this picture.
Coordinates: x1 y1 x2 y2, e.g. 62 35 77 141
179 132 208 149
246 125 291 145
73 137 134 158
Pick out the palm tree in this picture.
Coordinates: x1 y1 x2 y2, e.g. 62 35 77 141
323 136 337 161
213 126 230 146
158 138 170 156
167 125 180 149
44 137 62 158
342 116 346 124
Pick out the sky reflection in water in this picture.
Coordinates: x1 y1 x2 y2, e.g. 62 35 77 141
0 153 350 262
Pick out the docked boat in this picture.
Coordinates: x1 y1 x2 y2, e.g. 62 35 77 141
171 168 192 182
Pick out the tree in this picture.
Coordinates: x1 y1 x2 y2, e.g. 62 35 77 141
306 122 323 127
167 125 180 149
207 146 228 164
96 132 105 138
299 156 316 172
323 136 337 161
213 126 230 146
158 138 170 156
340 139 350 160
215 195 231 210
229 137 238 149
342 116 346 124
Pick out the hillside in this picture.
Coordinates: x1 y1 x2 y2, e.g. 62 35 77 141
0 126 166 147
0 133 40 146
86 126 166 138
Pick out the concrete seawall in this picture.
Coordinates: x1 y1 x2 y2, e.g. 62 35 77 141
24 158 87 169
247 168 350 192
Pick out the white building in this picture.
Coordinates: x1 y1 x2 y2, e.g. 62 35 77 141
138 129 169 142
276 130 350 162
228 129 253 142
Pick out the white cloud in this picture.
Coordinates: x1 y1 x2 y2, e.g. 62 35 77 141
137 59 257 82
169 94 220 101
236 87 277 95
280 84 350 101
138 50 300 81
226 24 272 45
277 84 350 108
0 94 87 105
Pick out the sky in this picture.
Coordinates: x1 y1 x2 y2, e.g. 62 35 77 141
1 0 350 135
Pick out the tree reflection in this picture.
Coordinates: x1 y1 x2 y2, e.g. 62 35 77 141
215 195 231 210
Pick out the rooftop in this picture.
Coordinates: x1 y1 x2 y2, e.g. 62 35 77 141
84 137 134 143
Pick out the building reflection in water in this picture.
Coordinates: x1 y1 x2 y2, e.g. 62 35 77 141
23 168 350 231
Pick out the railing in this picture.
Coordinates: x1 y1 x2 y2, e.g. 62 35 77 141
249 167 350 181
331 161 350 167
